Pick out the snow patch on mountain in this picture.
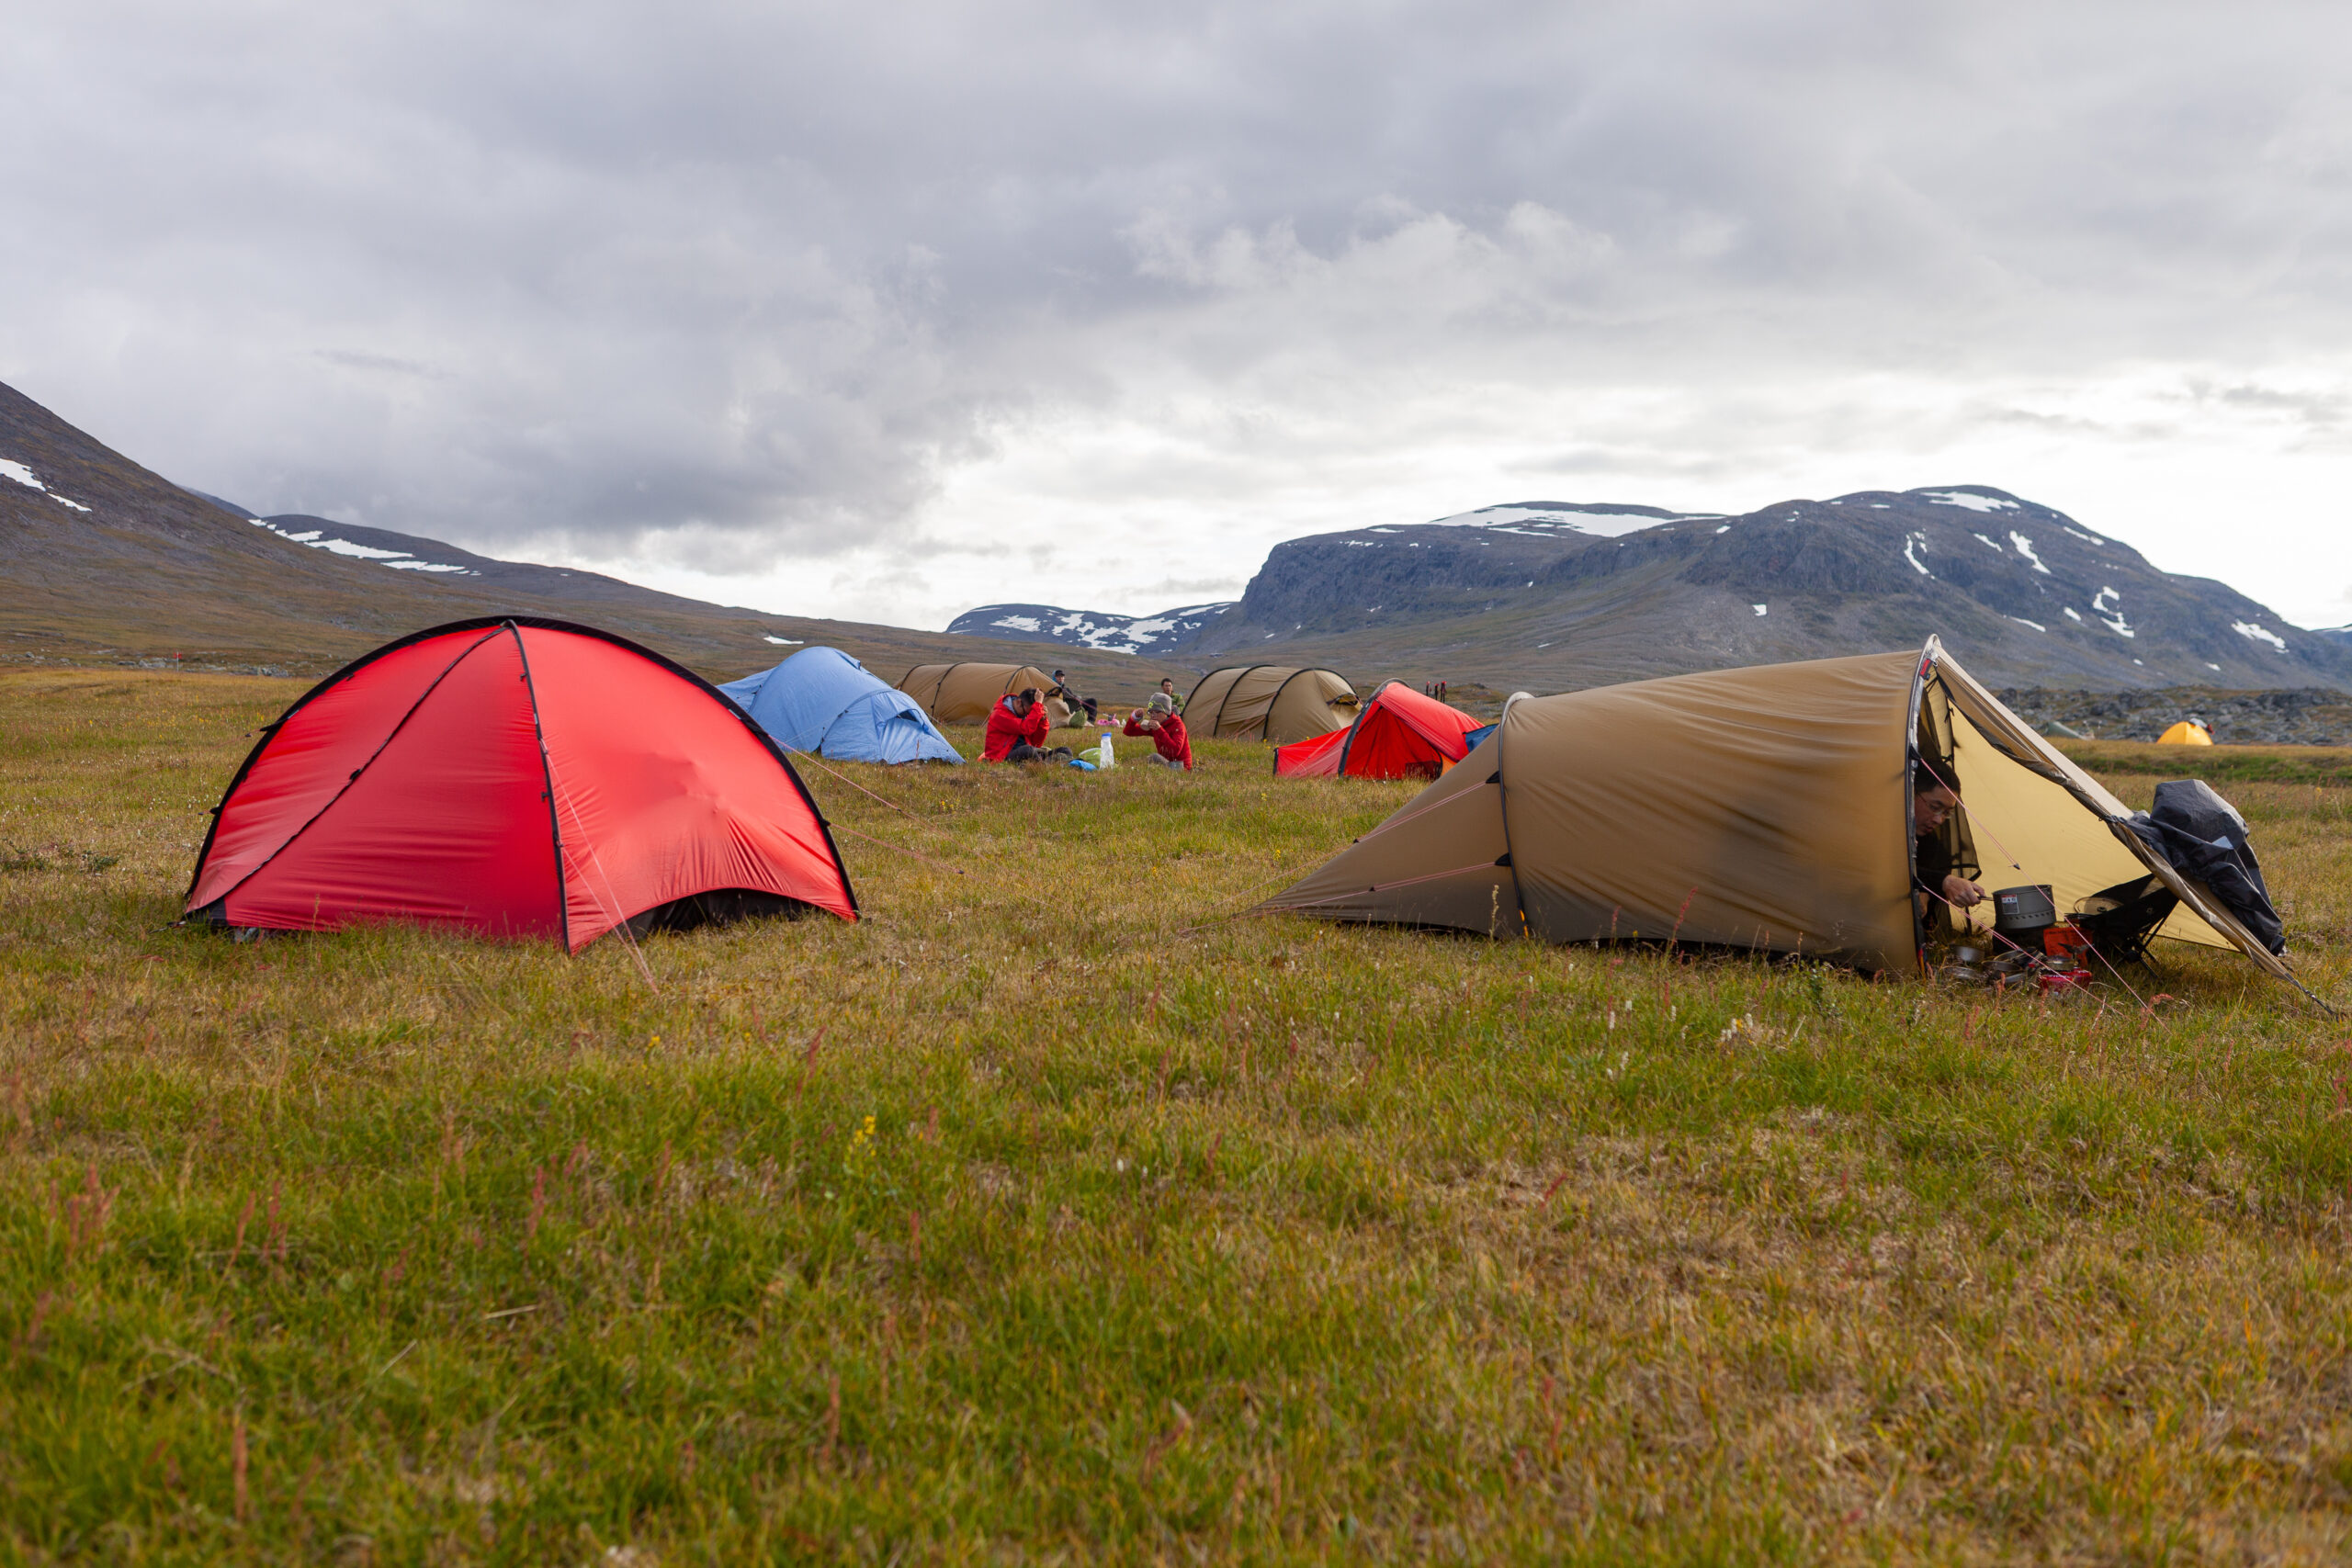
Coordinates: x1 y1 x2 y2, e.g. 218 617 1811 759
949 601 1237 656
2092 586 2134 637
2234 620 2289 652
1430 502 1718 538
3 457 93 512
1923 491 2019 513
2007 532 2051 574
1903 533 1933 577
250 516 477 574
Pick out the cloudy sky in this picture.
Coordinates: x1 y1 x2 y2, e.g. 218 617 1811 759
6 0 2352 630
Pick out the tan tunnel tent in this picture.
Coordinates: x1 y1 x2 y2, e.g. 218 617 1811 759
1260 640 2296 986
1183 666 1359 744
897 663 1071 727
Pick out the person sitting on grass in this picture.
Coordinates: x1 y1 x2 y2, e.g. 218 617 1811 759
1124 705 1193 771
984 687 1070 763
1913 761 1985 924
1050 670 1099 727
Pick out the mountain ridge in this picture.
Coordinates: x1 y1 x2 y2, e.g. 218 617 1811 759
946 489 2352 693
0 379 1163 698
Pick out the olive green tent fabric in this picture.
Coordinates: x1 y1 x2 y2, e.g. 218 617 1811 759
897 663 1071 727
1183 666 1358 742
1262 640 2297 986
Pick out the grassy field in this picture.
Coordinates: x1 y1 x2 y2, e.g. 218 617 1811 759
4 668 2352 1564
2052 739 2352 789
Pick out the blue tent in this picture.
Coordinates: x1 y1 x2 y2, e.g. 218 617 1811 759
719 648 965 764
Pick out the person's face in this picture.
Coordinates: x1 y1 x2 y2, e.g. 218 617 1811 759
1914 784 1958 836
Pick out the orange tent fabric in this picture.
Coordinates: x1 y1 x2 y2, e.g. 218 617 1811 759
1274 681 1487 780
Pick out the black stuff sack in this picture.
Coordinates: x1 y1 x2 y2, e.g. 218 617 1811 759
2126 779 2285 954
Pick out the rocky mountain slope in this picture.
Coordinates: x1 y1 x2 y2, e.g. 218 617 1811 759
0 380 1158 697
945 601 1236 657
1996 687 2352 745
950 491 2352 693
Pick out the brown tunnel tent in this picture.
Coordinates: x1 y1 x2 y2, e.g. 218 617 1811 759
897 663 1071 727
1183 666 1360 744
1261 640 2295 986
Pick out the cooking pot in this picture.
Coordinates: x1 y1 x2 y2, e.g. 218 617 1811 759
1992 884 2056 941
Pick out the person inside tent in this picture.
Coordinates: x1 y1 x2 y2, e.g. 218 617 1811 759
1125 705 1193 770
1049 670 1099 727
985 687 1071 764
1148 677 1181 717
1912 761 1985 925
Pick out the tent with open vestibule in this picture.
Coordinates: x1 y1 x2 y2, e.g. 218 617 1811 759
185 617 858 951
1183 666 1359 744
1260 639 2297 987
723 647 962 764
898 662 1072 727
1273 680 1487 781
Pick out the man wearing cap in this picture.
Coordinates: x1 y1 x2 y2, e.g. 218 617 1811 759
984 686 1054 762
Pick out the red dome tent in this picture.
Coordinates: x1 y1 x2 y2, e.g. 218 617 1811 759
185 619 857 950
1273 681 1487 781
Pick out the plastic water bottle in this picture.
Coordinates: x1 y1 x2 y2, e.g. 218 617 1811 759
1099 729 1115 769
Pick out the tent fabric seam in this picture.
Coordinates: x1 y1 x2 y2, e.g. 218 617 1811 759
192 626 506 914
182 618 514 904
504 620 571 953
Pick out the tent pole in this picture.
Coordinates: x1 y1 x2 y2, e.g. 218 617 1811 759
1493 692 1533 941
1902 637 1940 973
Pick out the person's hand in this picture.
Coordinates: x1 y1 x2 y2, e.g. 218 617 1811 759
1942 874 1984 909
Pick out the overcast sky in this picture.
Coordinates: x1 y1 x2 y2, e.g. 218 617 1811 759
6 0 2352 631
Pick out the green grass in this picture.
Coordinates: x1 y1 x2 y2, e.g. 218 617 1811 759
2053 738 2352 787
5 668 2352 1563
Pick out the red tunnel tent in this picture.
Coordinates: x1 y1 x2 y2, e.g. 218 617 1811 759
1274 681 1487 781
185 618 857 950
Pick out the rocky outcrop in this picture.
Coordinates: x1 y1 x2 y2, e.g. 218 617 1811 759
1995 687 2352 745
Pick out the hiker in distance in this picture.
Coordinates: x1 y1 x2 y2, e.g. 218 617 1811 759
984 686 1072 764
1147 677 1181 716
1124 704 1193 770
1913 762 1986 921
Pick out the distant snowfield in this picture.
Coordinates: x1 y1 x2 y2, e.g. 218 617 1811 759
2234 620 2289 652
2 457 94 513
956 600 1235 656
1923 491 2020 513
248 517 476 575
1428 504 1717 537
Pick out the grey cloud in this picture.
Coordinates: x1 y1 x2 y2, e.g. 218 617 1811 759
5 1 2352 615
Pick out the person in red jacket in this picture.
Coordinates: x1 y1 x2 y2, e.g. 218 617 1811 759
983 687 1060 762
1124 707 1193 771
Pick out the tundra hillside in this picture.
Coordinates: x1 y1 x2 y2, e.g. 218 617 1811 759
4 668 2352 1563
